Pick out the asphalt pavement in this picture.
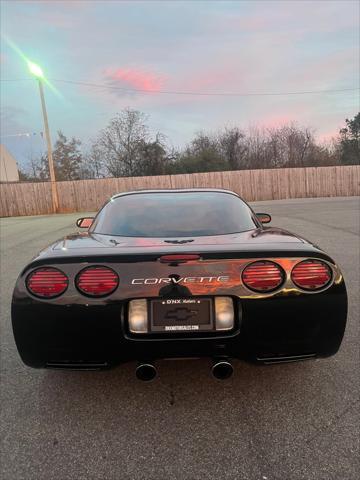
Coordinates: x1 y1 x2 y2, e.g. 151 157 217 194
0 197 359 480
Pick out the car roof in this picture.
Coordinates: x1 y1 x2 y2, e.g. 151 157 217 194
111 188 240 200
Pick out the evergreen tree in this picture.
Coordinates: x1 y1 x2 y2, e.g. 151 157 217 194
339 113 360 165
53 131 83 181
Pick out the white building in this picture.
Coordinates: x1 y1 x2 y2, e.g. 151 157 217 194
0 144 19 182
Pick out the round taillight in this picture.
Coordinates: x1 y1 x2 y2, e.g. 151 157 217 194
26 267 68 298
291 259 332 290
242 261 284 292
76 266 119 297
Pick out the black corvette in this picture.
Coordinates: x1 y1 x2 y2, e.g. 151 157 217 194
12 189 347 380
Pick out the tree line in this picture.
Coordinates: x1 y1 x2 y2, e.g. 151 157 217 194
19 110 359 181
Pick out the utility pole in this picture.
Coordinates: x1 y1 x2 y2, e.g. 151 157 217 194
38 79 59 212
28 61 59 213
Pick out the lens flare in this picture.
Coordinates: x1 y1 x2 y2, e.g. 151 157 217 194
2 34 63 98
27 61 44 79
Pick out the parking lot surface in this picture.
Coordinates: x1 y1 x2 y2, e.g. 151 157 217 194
0 197 359 480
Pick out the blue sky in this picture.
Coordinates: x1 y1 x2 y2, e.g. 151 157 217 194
1 0 359 168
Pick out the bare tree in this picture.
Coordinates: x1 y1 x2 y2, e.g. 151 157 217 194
218 127 248 170
246 126 268 169
81 143 106 179
21 152 49 181
259 124 317 168
96 108 149 177
20 110 349 181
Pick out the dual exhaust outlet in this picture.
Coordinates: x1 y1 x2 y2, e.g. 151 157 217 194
135 359 234 381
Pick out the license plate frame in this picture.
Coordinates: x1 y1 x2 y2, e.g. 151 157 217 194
150 298 214 333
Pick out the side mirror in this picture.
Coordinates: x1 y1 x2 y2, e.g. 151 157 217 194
256 213 271 224
76 217 94 228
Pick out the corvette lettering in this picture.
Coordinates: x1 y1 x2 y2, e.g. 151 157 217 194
131 276 231 285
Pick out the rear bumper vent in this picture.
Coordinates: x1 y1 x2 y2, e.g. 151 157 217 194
46 361 108 370
256 353 316 365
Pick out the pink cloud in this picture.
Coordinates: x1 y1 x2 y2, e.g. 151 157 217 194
256 106 310 130
104 67 165 92
259 114 297 128
288 50 359 88
318 130 340 143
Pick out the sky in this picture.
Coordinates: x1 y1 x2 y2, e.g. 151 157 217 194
0 0 359 168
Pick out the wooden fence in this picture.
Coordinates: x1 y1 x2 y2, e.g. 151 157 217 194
0 165 359 217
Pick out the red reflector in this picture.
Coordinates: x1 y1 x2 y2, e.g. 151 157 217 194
291 260 332 290
159 254 200 263
26 267 68 298
76 266 119 296
242 261 284 292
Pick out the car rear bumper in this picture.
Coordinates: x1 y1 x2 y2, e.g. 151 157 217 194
12 282 347 369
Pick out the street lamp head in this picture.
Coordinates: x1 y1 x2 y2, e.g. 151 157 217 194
28 61 44 79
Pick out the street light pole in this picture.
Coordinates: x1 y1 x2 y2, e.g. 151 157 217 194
37 79 59 212
28 61 59 213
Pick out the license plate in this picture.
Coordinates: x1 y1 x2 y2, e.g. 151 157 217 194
150 298 213 333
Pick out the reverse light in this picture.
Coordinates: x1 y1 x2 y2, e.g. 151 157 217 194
26 267 68 298
291 260 332 290
215 297 234 331
76 266 119 297
128 299 148 333
242 261 284 292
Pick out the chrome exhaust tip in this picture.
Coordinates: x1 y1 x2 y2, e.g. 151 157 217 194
212 360 234 380
135 363 157 381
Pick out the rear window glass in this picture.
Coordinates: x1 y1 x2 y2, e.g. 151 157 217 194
91 192 256 237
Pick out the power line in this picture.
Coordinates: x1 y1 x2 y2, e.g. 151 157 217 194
53 79 359 97
0 132 43 139
0 78 33 81
1 77 358 97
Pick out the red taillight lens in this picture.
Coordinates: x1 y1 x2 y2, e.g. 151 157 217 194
76 266 119 296
26 267 68 298
291 260 332 290
242 261 284 292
